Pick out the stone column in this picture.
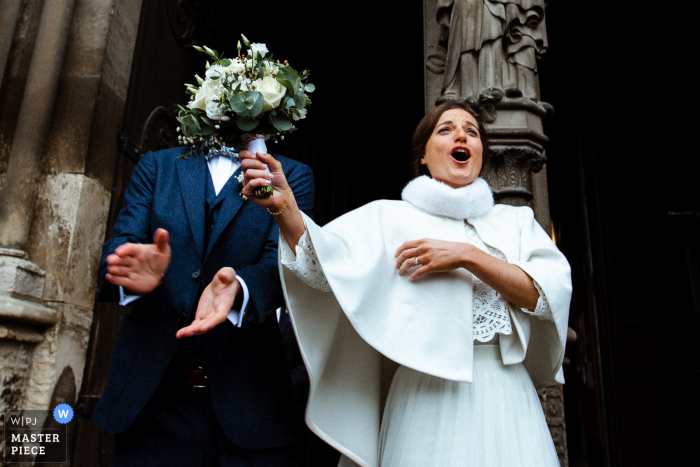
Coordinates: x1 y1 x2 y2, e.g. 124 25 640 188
0 0 23 90
0 0 143 455
423 1 569 465
0 0 78 249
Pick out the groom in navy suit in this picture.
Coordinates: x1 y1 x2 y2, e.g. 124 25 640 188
92 145 313 466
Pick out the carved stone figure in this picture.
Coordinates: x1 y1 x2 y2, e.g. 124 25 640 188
427 0 548 100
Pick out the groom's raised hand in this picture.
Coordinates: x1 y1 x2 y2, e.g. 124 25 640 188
176 267 240 338
105 228 171 294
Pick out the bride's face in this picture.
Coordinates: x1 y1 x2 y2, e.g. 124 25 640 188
421 109 483 188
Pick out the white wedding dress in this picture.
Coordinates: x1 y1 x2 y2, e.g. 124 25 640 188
282 222 560 467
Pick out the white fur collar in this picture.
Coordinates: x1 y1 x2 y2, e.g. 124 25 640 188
401 176 494 219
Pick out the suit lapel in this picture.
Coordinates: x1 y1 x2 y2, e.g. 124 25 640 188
205 166 245 260
176 155 207 259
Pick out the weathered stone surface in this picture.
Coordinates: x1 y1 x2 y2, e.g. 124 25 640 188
0 0 78 250
61 0 116 76
539 385 569 467
27 174 109 310
0 338 33 412
0 253 45 299
0 0 23 90
532 166 551 232
43 75 102 174
0 0 142 436
0 295 56 327
84 77 127 190
23 302 90 410
0 319 46 344
102 0 143 102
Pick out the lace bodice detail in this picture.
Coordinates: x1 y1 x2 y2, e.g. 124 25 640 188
464 221 512 342
281 225 552 342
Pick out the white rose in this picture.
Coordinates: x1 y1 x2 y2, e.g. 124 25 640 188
205 100 226 120
256 76 286 111
188 78 224 110
293 108 307 121
248 43 269 58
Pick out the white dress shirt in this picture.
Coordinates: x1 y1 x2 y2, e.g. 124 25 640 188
119 154 249 327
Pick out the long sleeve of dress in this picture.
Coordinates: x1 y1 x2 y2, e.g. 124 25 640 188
280 230 332 292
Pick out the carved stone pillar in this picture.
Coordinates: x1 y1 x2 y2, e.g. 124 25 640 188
0 0 78 249
424 2 569 465
0 1 143 459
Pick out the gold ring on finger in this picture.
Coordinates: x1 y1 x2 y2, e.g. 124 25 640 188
413 257 420 266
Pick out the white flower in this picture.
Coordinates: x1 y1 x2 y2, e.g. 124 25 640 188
205 100 226 120
248 43 269 58
224 58 245 75
262 61 279 77
293 108 307 121
188 78 224 110
205 64 226 80
255 76 286 111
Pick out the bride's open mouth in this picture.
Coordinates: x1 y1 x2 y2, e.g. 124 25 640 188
450 147 471 162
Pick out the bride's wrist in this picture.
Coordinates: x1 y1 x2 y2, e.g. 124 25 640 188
268 189 293 216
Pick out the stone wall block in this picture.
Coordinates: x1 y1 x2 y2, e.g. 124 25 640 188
27 173 110 309
0 252 45 300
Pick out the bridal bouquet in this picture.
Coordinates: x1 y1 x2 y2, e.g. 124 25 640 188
175 34 314 197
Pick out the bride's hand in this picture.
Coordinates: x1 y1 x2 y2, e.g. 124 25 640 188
239 150 291 211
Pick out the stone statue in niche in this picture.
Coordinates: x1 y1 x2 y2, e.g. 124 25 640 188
427 0 548 101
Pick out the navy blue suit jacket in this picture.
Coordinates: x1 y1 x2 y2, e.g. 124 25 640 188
92 146 314 449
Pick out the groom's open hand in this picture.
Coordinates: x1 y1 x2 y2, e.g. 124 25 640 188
105 228 171 294
176 267 240 338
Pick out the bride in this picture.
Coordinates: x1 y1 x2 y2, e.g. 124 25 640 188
187 101 572 466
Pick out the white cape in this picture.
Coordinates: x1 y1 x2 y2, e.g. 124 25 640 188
279 200 572 467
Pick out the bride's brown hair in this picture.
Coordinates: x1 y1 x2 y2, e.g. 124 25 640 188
410 101 490 178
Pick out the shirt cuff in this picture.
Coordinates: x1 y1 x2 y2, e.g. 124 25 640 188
227 275 249 328
119 286 141 306
519 279 553 321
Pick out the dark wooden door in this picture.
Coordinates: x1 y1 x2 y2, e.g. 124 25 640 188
541 2 700 465
70 0 424 465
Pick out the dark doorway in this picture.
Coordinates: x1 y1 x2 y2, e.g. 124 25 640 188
70 0 424 465
541 2 699 466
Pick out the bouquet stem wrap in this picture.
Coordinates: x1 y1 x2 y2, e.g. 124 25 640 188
246 135 273 198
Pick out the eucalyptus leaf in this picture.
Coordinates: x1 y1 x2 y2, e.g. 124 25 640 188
236 116 260 131
293 91 306 109
276 77 295 94
190 114 201 130
239 91 264 117
276 67 299 93
304 83 315 93
198 125 215 136
269 112 292 131
229 93 247 113
201 116 215 127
